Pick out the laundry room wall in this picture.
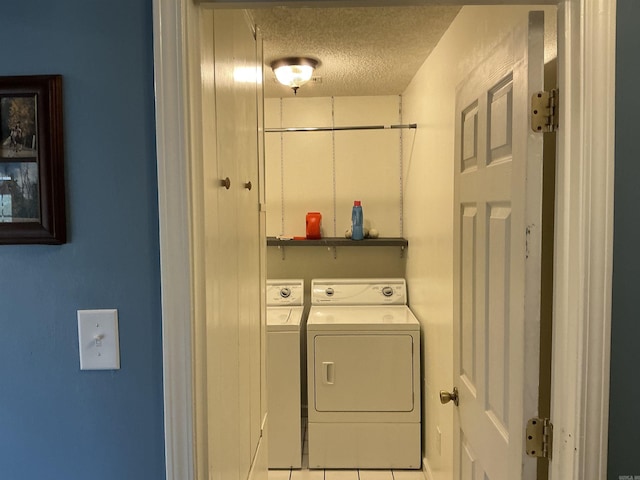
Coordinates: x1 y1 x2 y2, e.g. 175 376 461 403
265 95 405 239
265 95 408 287
401 5 556 479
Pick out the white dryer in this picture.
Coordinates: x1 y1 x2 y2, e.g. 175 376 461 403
307 278 421 469
266 279 305 469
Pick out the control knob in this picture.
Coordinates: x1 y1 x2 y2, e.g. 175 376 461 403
279 287 291 298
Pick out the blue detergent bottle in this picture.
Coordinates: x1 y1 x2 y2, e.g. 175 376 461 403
351 200 364 240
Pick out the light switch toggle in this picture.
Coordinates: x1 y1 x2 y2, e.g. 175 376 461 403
77 309 120 370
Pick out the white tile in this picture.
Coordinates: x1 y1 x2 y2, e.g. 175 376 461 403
268 470 291 480
359 470 394 480
290 469 325 480
325 471 358 480
392 470 426 480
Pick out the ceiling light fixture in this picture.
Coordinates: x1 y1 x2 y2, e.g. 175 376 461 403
270 57 318 95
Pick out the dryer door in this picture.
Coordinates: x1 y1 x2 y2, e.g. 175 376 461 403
313 334 414 412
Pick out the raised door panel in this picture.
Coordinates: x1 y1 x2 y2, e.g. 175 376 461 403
460 435 487 480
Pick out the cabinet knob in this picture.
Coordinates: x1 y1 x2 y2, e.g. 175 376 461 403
244 181 252 191
220 177 231 189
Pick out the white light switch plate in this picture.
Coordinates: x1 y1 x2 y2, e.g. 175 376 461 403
77 309 120 370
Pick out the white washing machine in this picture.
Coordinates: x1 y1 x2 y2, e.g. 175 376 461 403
307 278 421 469
266 279 304 469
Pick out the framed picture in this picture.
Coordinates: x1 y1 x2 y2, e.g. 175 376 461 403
0 75 66 244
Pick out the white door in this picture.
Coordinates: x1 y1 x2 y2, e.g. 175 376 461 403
208 9 264 480
452 11 545 480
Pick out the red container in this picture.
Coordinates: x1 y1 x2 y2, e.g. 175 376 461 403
306 212 322 239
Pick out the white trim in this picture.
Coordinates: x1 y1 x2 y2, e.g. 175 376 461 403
550 1 615 479
152 0 195 479
423 457 434 480
152 2 616 479
185 4 208 480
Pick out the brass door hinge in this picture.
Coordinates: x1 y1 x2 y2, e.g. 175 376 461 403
531 89 559 132
526 417 553 459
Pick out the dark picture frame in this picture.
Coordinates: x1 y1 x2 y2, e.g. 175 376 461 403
0 75 66 244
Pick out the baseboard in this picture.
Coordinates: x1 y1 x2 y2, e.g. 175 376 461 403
247 436 268 480
423 457 434 480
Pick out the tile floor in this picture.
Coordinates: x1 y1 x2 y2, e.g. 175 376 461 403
267 469 426 480
268 420 426 480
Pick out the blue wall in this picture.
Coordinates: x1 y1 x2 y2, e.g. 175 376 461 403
609 1 640 478
0 1 165 479
0 1 637 479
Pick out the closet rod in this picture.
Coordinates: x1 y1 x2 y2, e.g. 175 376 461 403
265 123 417 133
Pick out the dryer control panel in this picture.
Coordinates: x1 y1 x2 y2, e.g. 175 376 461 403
311 278 407 305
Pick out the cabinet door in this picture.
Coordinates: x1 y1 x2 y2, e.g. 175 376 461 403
213 9 262 480
229 11 263 469
212 11 241 479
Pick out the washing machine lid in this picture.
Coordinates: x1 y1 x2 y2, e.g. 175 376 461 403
266 279 304 306
307 305 419 331
267 306 304 331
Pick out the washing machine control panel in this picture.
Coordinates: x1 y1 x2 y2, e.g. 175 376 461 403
311 279 407 305
266 279 304 306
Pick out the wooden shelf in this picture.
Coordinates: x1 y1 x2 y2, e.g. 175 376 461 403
266 236 408 248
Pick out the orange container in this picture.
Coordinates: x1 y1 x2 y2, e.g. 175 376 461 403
306 212 322 239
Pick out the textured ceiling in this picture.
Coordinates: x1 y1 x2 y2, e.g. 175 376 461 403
250 6 461 98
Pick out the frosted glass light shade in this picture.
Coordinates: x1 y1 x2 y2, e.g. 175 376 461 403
270 57 318 91
273 64 314 87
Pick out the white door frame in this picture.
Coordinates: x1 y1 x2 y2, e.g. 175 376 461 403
151 1 615 479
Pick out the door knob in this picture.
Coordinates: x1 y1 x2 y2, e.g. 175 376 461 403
220 177 231 189
244 181 252 190
440 387 459 406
